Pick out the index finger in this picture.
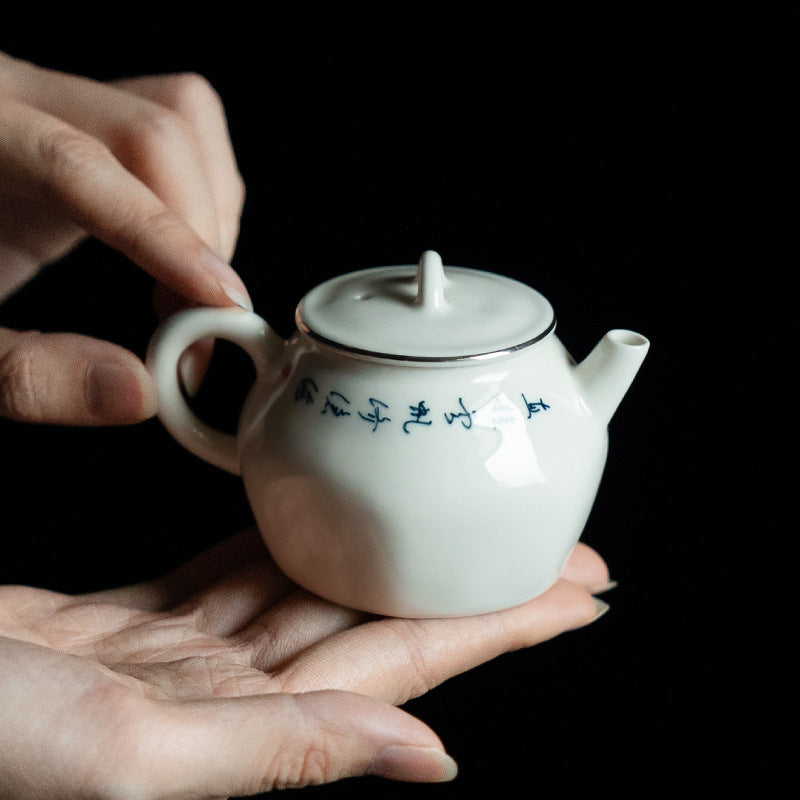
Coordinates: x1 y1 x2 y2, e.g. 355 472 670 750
0 97 250 309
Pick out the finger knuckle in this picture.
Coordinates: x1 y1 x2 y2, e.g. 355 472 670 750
122 73 222 157
36 126 114 199
124 105 189 164
383 620 438 701
123 205 187 256
0 337 43 422
270 739 336 789
164 72 225 118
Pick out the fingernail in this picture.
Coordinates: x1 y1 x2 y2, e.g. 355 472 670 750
200 247 253 311
591 597 611 622
593 580 619 596
84 361 146 422
369 745 458 783
219 282 254 312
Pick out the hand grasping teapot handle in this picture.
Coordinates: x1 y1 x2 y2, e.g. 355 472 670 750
0 51 250 425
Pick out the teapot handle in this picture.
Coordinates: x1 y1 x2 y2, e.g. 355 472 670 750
146 307 277 475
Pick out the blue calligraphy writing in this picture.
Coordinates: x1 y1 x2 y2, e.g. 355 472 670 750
322 391 351 417
358 398 391 432
295 377 552 434
444 397 474 430
403 401 432 434
522 394 551 418
294 377 319 404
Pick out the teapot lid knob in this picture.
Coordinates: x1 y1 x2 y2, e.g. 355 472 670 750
415 250 448 310
297 251 555 360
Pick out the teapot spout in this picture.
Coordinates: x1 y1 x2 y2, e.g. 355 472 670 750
575 329 650 425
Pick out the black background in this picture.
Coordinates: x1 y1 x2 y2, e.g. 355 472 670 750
0 7 788 798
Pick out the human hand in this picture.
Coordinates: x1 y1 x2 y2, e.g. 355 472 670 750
0 528 610 797
0 51 249 425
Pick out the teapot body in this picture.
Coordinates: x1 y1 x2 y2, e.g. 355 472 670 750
236 331 609 617
147 254 649 618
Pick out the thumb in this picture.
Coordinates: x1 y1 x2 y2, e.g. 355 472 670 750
0 329 157 425
132 690 458 796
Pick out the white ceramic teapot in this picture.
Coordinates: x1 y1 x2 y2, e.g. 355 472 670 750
147 251 649 618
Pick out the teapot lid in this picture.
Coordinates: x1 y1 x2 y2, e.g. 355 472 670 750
296 251 555 361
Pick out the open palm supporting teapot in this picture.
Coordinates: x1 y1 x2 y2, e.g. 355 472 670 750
147 251 649 617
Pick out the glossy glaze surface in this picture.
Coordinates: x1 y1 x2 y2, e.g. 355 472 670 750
235 332 609 616
147 264 649 617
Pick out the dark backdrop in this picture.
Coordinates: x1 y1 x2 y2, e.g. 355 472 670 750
1 7 786 798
